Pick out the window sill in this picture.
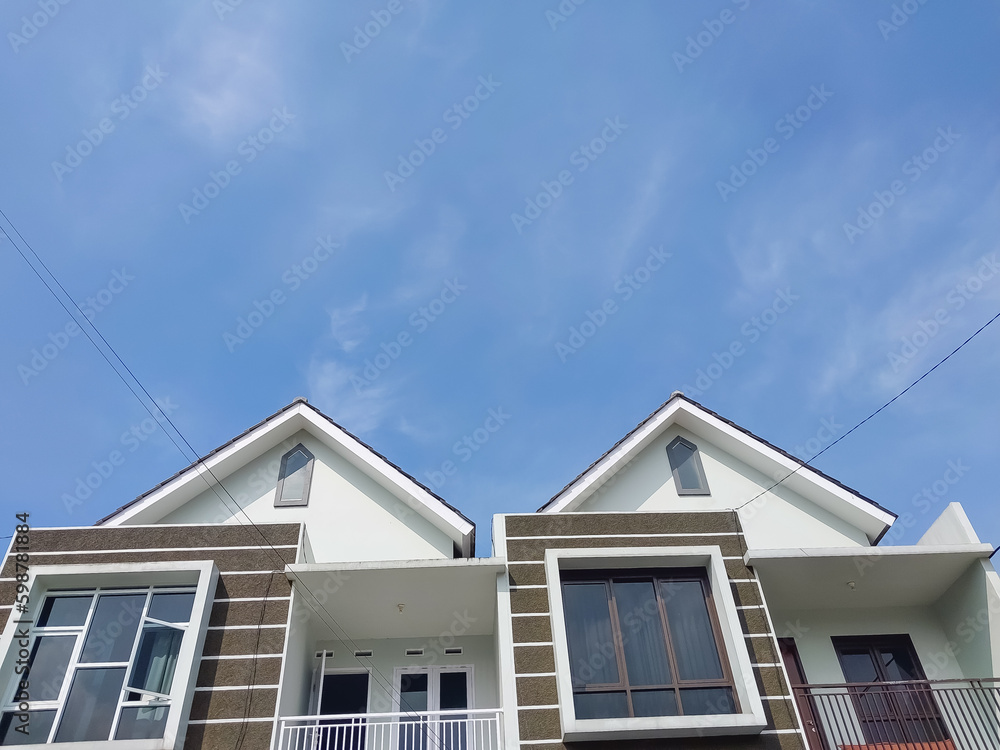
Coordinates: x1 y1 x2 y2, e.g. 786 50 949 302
563 713 767 742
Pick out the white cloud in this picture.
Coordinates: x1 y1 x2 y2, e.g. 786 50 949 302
327 295 369 353
307 358 394 434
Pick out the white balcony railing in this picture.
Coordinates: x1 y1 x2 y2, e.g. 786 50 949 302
278 709 503 750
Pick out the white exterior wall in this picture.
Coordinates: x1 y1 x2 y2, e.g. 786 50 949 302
160 431 455 562
932 560 999 678
773 605 967 683
578 427 871 549
307 636 499 715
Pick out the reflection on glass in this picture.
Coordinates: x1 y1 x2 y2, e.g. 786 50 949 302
148 593 194 624
280 450 311 501
36 596 90 628
660 580 723 680
631 689 678 717
573 691 628 719
26 636 75 701
612 581 671 687
680 687 736 715
115 706 169 740
562 582 619 686
128 626 183 695
80 594 145 663
0 711 56 745
54 668 126 742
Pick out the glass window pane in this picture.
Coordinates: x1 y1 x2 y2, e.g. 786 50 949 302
573 691 628 719
26 636 76 701
562 582 619 686
679 687 736 715
53 667 126 742
128 626 183 695
148 593 194 624
0 710 56 745
439 672 468 710
631 689 678 717
659 580 724 680
672 445 702 489
612 581 671 687
80 594 146 663
839 650 879 682
280 450 311 501
36 596 91 627
114 706 169 740
399 673 428 712
880 646 921 680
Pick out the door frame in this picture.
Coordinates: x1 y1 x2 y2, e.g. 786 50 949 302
391 665 476 714
314 664 373 716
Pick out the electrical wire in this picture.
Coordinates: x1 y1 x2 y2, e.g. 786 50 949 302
1 209 448 744
735 308 1000 515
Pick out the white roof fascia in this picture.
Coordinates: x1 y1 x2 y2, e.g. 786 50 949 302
543 399 895 541
100 403 473 551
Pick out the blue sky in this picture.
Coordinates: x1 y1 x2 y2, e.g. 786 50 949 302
1 1 998 551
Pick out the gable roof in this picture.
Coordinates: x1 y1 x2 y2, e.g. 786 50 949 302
538 393 896 544
96 398 476 556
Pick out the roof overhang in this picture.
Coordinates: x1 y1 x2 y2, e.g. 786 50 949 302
540 395 896 544
746 544 994 610
286 558 505 639
96 401 476 556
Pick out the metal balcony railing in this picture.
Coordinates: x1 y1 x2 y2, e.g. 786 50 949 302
277 708 503 750
793 679 1000 750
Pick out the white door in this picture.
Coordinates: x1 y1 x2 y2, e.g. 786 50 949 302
394 667 472 750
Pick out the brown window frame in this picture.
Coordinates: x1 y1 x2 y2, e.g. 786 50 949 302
560 567 739 718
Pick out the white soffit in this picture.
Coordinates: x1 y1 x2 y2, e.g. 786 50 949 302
542 397 895 542
286 558 506 639
98 403 474 550
746 544 994 610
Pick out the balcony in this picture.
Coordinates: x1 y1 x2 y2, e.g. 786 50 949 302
793 679 1000 750
278 709 503 750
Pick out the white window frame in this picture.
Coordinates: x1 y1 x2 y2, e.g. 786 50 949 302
391 665 475 714
544 546 766 741
0 561 218 750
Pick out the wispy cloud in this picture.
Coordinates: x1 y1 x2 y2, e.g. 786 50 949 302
327 295 369 353
307 358 393 434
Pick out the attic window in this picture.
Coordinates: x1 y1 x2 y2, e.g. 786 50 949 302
666 437 710 495
274 443 315 507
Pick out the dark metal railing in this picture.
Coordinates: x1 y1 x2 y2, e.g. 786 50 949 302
792 679 1000 750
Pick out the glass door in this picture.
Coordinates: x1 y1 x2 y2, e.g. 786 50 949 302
395 668 471 750
318 672 369 750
